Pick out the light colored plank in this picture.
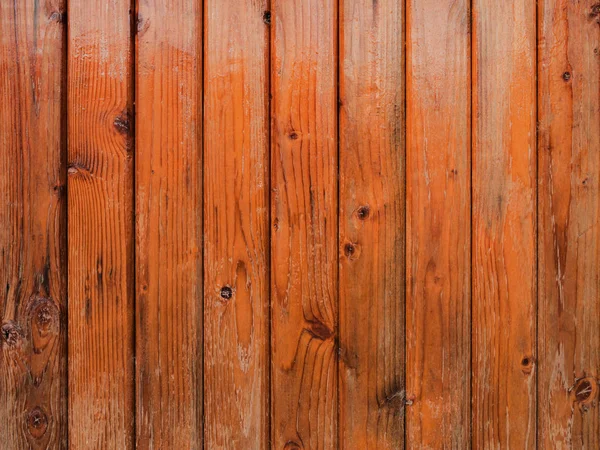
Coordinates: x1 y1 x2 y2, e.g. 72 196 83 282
0 1 67 448
68 0 135 447
405 0 471 446
339 0 405 447
538 0 600 447
135 0 202 447
472 0 537 447
203 0 270 447
271 0 338 448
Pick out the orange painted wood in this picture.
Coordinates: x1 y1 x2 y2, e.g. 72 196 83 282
0 1 67 448
67 0 135 447
405 0 471 447
538 0 600 447
135 0 202 447
339 0 405 448
472 0 537 447
203 0 270 447
270 0 338 448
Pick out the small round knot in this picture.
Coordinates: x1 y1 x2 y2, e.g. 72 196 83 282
356 205 370 220
289 132 299 140
220 286 233 300
562 72 571 81
27 407 48 438
520 355 534 374
263 11 271 25
1 321 23 348
573 377 598 407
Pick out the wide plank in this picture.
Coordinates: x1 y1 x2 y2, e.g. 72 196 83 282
538 0 600 447
203 0 270 447
405 0 471 447
271 0 338 448
0 1 67 448
135 0 202 448
472 0 537 447
339 0 405 448
68 0 135 447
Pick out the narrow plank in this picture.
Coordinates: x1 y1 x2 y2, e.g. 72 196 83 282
203 0 270 447
271 0 337 448
472 0 537 447
339 0 405 447
135 0 202 448
68 0 135 447
538 0 600 447
0 1 67 448
405 0 471 447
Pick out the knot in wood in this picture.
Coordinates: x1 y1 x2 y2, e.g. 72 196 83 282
356 205 370 220
572 377 598 408
27 407 48 439
1 321 23 347
220 286 233 300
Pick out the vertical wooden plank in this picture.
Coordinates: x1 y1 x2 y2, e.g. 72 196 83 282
68 0 135 447
405 0 471 447
203 0 269 447
0 1 67 448
339 0 405 448
135 0 202 448
472 0 537 447
538 1 600 447
271 0 337 448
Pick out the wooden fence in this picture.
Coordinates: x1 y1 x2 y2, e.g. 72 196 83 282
1 0 599 448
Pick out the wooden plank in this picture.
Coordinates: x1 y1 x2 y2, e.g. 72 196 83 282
338 0 405 447
135 0 202 448
538 1 600 447
405 0 471 447
270 0 337 448
203 0 269 447
0 1 67 448
472 0 537 447
67 0 135 447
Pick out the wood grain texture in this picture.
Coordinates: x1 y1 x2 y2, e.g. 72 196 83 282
203 0 270 448
270 0 338 448
405 0 471 447
538 1 600 448
68 0 135 447
339 0 405 448
472 0 537 447
135 0 202 448
0 1 67 448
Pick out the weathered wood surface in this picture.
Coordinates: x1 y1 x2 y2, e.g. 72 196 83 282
68 0 135 447
2 1 600 448
339 0 405 448
203 0 270 448
406 0 471 447
538 0 600 448
271 0 338 448
135 0 202 448
0 1 67 448
472 0 537 447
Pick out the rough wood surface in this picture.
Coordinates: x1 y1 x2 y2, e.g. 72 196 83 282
203 1 270 448
270 0 338 449
135 0 202 448
0 1 67 448
538 0 600 447
339 0 405 448
472 0 537 447
67 0 135 447
405 0 471 447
